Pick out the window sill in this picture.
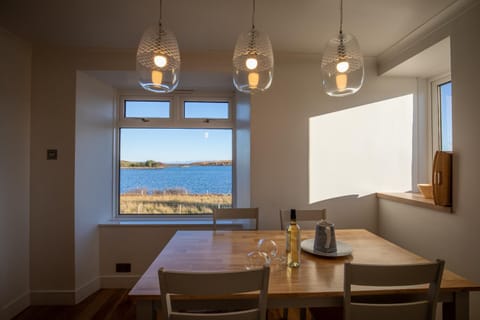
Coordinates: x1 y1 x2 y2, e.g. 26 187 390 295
99 218 214 228
376 192 453 213
98 218 247 229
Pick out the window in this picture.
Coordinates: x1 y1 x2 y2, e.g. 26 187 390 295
184 101 229 119
431 76 452 153
116 95 234 216
438 81 452 151
124 100 170 118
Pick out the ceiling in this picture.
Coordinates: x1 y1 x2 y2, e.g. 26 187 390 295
0 0 462 55
0 0 464 90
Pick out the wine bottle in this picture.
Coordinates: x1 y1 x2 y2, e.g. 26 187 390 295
286 209 301 268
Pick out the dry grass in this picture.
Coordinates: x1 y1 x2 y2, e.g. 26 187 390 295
120 193 232 214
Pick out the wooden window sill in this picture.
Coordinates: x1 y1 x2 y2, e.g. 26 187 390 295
376 192 453 213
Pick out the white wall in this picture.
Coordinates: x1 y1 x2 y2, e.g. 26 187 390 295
74 71 115 302
250 55 418 230
29 47 133 305
29 46 77 305
378 3 480 319
0 28 31 320
99 225 216 287
235 92 252 208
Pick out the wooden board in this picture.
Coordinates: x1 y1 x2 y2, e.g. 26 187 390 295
432 151 453 207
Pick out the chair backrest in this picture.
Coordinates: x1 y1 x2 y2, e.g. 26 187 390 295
158 265 270 320
279 209 326 230
213 208 259 230
344 259 445 320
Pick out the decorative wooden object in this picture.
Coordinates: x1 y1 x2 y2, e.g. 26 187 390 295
432 151 453 207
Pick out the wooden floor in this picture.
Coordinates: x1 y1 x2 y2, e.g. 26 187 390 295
13 289 327 320
13 289 135 320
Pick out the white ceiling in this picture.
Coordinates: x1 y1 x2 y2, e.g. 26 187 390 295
0 0 461 55
0 0 465 89
383 37 451 78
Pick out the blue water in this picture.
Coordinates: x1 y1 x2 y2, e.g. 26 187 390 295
120 165 232 194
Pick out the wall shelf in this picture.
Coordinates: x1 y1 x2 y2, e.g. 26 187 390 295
376 192 453 213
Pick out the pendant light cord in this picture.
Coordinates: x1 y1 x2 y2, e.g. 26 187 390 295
251 0 256 30
339 0 343 34
159 0 163 27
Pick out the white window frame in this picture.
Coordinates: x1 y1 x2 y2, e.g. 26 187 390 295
427 74 451 175
430 74 451 150
113 91 236 219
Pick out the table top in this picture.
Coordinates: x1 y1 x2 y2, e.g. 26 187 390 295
129 229 480 300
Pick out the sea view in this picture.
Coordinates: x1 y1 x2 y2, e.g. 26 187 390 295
120 165 232 195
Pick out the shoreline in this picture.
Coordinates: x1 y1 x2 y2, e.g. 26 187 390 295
120 164 232 169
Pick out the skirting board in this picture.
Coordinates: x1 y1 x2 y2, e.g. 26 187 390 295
30 278 100 306
1 291 30 320
75 277 101 304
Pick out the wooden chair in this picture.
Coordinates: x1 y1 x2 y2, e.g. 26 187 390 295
213 207 259 230
279 209 326 230
343 259 445 320
158 265 270 320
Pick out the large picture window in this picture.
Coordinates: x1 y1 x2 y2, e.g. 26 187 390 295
117 96 234 216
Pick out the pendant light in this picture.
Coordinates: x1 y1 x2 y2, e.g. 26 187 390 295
233 0 274 94
136 0 180 93
321 0 364 97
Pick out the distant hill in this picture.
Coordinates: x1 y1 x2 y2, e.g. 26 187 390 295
120 160 232 168
189 160 232 166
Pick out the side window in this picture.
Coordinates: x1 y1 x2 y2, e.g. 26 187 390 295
117 96 234 216
431 76 452 153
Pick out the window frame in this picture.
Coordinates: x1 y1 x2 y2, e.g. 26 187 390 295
114 91 236 219
430 74 452 156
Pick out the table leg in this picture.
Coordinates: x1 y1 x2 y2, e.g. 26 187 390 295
443 291 469 320
136 299 156 320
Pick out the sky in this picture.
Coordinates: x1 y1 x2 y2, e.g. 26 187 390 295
440 81 452 151
121 100 232 163
120 128 232 163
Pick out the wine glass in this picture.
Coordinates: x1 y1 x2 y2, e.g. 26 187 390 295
246 250 269 270
257 238 278 264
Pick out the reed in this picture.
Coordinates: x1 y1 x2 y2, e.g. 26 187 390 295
120 193 232 214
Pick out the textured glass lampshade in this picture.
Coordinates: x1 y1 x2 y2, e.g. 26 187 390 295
321 32 364 97
233 29 274 94
136 24 180 93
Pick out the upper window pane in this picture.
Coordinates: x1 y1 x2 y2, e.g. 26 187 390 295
184 101 229 119
439 82 452 151
125 100 170 118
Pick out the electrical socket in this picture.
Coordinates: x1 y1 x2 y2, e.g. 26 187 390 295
115 263 131 273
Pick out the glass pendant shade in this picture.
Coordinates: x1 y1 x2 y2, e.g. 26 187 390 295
233 29 274 94
136 24 180 93
321 32 364 97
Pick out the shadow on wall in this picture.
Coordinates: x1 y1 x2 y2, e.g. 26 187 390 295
309 193 379 231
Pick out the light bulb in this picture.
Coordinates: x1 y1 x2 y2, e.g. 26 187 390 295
152 70 163 86
246 57 258 70
248 72 259 89
336 73 347 91
154 55 168 68
336 60 349 73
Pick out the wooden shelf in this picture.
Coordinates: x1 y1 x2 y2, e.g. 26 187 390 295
377 192 453 213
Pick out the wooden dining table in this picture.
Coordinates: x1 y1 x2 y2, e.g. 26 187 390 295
129 229 480 320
